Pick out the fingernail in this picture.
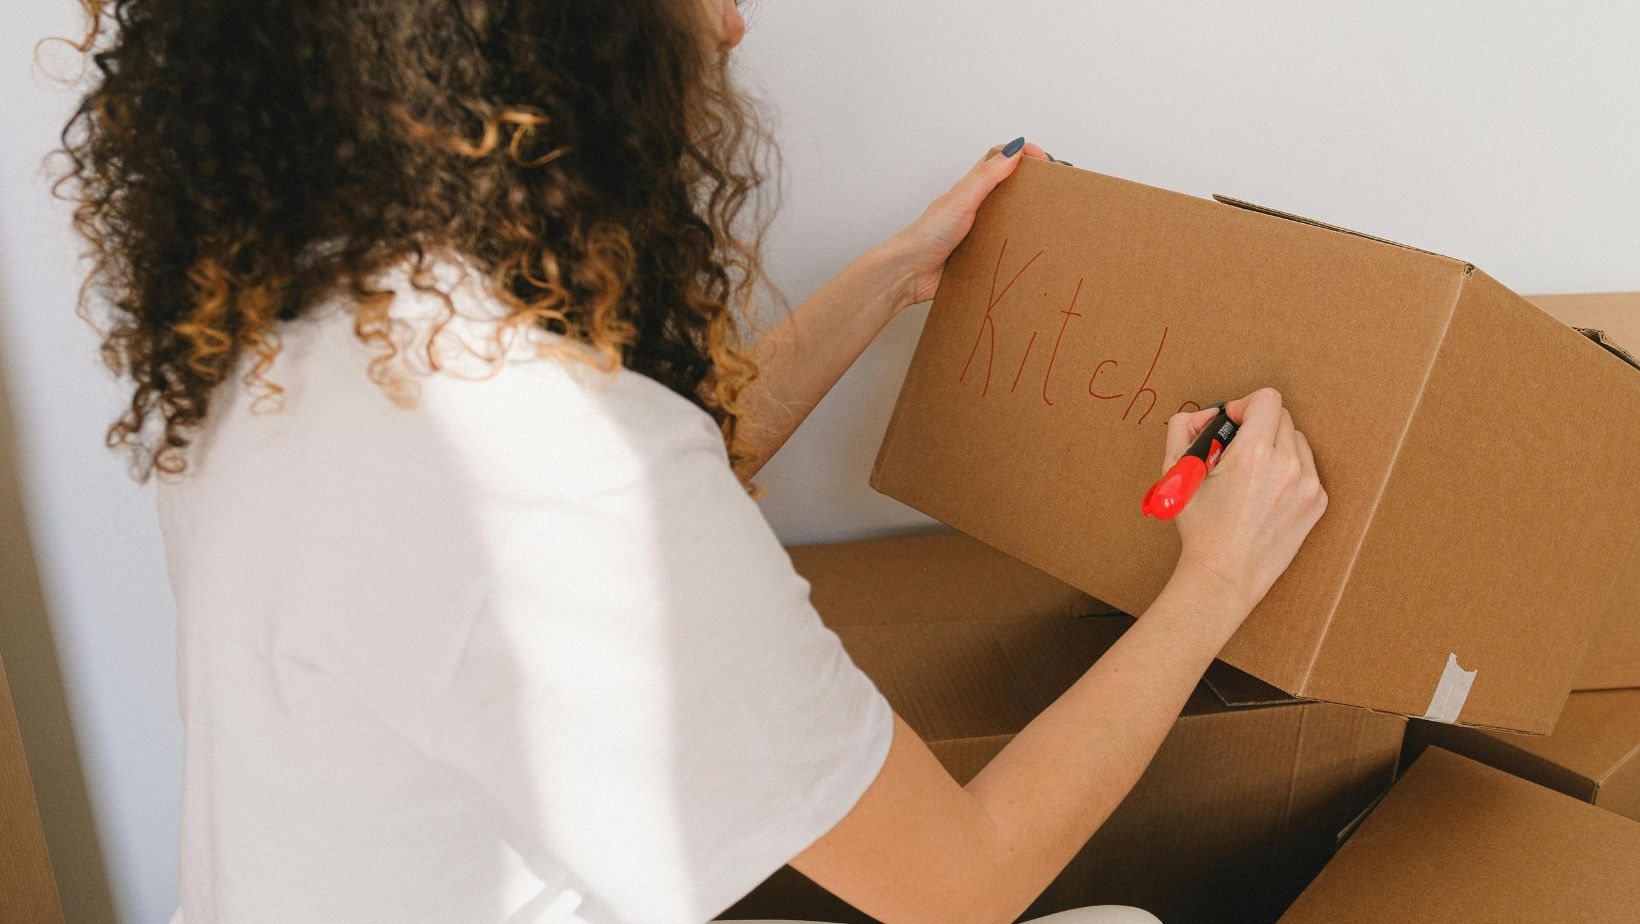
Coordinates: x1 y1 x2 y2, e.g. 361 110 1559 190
1001 137 1025 158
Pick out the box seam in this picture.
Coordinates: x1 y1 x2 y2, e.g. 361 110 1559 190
1265 705 1311 918
1294 267 1473 694
1597 735 1640 788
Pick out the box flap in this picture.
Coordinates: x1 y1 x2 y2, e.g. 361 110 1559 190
1333 790 1388 848
1201 658 1305 707
1528 292 1640 372
1279 748 1640 923
1212 195 1466 265
1488 688 1640 789
1087 614 1305 707
786 528 1110 630
1409 687 1640 820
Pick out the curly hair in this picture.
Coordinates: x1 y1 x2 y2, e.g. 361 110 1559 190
52 0 774 490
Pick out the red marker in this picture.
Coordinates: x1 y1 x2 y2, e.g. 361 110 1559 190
1142 403 1237 520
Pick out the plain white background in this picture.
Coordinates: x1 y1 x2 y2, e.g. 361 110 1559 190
2 1 1637 920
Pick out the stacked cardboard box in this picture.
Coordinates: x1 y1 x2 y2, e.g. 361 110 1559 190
0 652 63 922
731 164 1640 921
723 532 1404 924
1280 748 1640 923
1403 687 1640 822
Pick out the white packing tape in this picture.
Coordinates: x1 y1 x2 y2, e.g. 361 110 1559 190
1420 652 1477 724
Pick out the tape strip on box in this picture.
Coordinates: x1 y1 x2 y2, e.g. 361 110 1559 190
1420 652 1477 724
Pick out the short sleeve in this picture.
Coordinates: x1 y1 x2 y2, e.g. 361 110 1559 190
430 362 894 924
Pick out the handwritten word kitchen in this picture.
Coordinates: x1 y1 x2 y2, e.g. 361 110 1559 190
956 240 1199 424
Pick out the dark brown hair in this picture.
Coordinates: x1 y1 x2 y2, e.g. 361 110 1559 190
53 0 773 488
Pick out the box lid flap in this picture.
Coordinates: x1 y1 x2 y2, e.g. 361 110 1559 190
1211 195 1466 265
1483 688 1640 788
1202 658 1306 707
1527 292 1640 372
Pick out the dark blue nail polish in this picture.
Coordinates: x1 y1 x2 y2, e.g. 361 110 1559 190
1001 137 1025 157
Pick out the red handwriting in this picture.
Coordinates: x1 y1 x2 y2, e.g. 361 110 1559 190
1124 326 1166 424
959 239 1045 396
1088 359 1123 400
1009 331 1038 393
956 241 1192 425
1042 278 1083 406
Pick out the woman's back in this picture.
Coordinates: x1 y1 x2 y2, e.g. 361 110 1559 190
157 258 893 923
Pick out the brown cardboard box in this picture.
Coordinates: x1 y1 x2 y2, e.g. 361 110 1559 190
1402 687 1640 823
0 652 63 923
870 157 1640 733
1527 292 1640 692
1279 747 1640 923
721 531 1404 924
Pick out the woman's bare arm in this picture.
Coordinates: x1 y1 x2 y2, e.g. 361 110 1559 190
792 562 1246 924
792 389 1328 923
731 243 909 482
732 141 1050 483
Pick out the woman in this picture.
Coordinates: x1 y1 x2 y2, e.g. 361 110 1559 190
58 1 1325 922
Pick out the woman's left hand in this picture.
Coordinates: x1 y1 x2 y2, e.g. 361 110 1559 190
885 137 1052 311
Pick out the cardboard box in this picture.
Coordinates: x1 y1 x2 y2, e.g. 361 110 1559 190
1527 292 1640 692
870 157 1640 733
0 652 63 923
1402 687 1640 823
1279 747 1640 923
721 531 1404 924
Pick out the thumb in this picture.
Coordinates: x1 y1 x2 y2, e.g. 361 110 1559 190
949 138 1043 211
1162 406 1224 473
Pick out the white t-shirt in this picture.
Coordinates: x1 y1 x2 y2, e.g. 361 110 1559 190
156 254 894 923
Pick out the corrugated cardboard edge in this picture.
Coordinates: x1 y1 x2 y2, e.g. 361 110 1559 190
1334 789 1390 848
1574 327 1640 371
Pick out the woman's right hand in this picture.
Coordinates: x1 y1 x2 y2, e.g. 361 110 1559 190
1163 387 1328 622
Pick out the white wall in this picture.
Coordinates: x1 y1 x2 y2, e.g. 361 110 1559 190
1 1 1636 920
1 3 183 922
